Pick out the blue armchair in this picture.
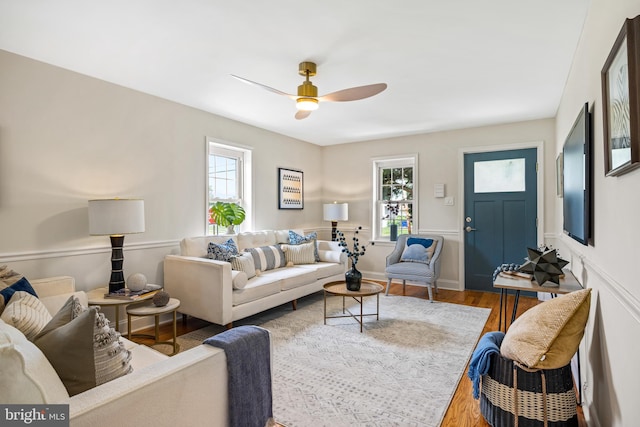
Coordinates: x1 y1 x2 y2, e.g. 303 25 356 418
384 234 444 302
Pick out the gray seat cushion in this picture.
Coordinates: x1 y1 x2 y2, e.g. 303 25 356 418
385 262 434 282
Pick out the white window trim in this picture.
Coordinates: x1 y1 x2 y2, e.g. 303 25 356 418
206 137 253 234
371 153 418 241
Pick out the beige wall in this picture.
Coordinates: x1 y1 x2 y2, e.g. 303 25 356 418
551 0 640 425
0 50 323 289
321 119 557 287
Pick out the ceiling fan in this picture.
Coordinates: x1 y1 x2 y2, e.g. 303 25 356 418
231 61 387 120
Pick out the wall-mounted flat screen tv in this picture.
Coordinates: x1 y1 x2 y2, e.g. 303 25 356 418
563 103 591 245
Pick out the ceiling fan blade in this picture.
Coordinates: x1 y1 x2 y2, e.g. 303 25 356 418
295 110 312 120
318 83 387 102
230 74 296 99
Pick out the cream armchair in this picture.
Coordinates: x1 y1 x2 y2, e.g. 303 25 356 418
384 234 444 302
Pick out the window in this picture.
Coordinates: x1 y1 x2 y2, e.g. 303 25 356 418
474 158 526 193
372 155 417 240
206 139 252 234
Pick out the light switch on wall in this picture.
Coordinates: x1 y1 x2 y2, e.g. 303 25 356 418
444 197 454 206
434 183 445 198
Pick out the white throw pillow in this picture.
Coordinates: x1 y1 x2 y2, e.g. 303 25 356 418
0 319 70 403
281 241 316 265
231 271 248 290
230 253 256 280
318 250 345 264
1 291 52 341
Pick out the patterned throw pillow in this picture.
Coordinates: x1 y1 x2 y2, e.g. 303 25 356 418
1 291 52 341
33 296 132 396
230 253 257 279
281 241 317 265
289 230 320 262
245 245 286 272
207 239 239 261
401 238 436 264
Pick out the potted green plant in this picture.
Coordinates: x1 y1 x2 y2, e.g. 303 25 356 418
209 202 246 234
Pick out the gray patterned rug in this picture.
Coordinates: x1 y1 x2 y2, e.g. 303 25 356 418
173 292 490 427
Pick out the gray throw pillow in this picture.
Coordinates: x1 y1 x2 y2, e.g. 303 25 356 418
33 296 132 396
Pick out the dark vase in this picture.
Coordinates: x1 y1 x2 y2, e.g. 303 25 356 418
345 265 362 291
390 224 398 241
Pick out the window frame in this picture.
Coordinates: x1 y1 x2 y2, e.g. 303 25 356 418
206 138 252 235
371 154 418 241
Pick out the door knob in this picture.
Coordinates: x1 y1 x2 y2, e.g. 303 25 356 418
465 226 476 232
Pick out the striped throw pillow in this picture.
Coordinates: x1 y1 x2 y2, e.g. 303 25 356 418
230 253 256 279
1 291 52 341
288 230 320 262
245 245 286 272
281 241 316 265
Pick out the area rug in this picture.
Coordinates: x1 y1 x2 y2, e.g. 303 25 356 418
173 293 490 427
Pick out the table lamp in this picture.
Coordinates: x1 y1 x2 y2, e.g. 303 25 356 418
323 202 348 241
89 198 145 293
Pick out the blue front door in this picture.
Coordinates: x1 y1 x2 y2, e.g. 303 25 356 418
463 148 538 292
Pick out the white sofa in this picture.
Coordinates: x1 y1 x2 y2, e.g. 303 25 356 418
164 229 347 327
0 276 251 427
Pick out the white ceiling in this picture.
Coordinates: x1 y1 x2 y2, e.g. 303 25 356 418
0 0 589 146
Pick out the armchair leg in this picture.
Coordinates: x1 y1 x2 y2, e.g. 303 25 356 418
385 278 392 295
427 285 434 303
434 280 439 294
291 299 297 310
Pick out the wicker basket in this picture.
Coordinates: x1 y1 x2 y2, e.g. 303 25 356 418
480 353 578 427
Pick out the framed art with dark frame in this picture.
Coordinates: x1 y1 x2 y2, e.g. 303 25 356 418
602 15 640 176
278 167 303 209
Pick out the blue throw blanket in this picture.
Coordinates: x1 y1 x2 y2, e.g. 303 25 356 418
204 325 273 427
467 331 505 399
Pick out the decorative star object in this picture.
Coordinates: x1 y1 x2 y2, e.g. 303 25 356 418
518 247 569 286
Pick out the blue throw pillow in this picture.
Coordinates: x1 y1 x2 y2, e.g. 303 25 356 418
0 276 38 304
207 239 239 261
289 230 320 262
401 238 436 264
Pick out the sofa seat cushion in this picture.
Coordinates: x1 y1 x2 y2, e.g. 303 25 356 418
276 267 319 291
295 262 345 280
232 277 281 307
385 262 434 281
0 319 70 403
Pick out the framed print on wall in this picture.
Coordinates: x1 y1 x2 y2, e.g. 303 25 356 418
602 15 640 176
278 168 303 209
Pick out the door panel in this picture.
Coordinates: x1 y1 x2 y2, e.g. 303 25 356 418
464 149 537 292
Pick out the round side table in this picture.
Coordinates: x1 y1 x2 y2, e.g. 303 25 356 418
126 298 181 356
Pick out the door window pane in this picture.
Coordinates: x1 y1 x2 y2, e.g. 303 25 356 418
474 158 526 193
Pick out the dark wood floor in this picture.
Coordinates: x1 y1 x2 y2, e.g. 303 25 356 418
134 282 586 427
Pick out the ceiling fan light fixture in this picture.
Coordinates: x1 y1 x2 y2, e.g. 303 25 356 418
296 97 319 111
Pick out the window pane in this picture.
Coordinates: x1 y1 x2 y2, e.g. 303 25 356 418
474 158 526 193
392 168 402 183
382 168 392 185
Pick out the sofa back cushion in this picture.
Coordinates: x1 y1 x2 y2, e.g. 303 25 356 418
181 236 238 258
0 318 70 403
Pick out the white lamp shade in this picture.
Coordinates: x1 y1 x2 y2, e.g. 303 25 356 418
88 199 145 235
323 203 348 221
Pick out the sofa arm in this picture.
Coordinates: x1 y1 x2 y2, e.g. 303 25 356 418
164 255 234 326
70 345 229 427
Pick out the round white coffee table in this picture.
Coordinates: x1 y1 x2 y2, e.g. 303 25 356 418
126 298 181 355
